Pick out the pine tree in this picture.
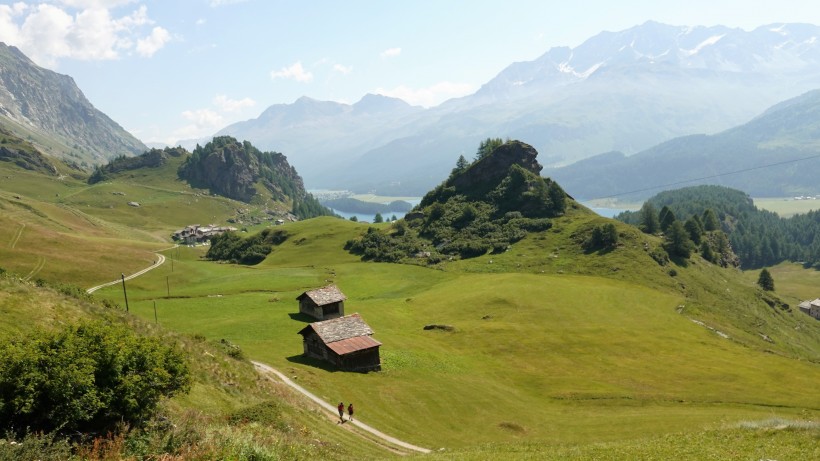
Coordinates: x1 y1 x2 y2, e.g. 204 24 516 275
659 206 677 233
451 155 469 177
639 202 659 234
757 268 775 291
664 220 693 258
702 208 720 231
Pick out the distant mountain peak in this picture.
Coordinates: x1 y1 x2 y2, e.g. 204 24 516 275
353 93 414 114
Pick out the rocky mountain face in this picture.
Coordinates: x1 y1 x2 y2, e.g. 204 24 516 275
0 127 58 175
450 141 542 192
178 136 307 204
213 22 820 196
0 43 146 167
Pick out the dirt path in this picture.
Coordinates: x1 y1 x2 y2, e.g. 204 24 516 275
86 252 168 294
252 361 431 456
23 255 45 281
8 222 24 249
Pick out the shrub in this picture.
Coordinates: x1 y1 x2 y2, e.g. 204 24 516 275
0 321 190 436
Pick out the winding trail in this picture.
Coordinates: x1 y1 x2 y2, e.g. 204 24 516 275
252 361 431 455
86 252 168 294
8 223 25 249
23 255 45 281
82 249 429 455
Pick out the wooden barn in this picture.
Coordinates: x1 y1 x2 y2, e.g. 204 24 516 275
296 285 346 320
297 313 381 372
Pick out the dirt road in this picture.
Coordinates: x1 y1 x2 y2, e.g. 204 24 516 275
252 361 431 455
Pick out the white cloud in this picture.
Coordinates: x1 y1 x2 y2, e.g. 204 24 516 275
333 63 352 74
136 26 170 57
380 47 401 58
0 2 169 66
58 1 137 8
375 81 477 107
213 94 256 112
209 0 248 6
270 61 313 82
171 108 225 142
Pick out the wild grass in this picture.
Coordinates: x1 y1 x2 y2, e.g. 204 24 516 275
0 275 392 460
3 164 820 458
93 214 820 453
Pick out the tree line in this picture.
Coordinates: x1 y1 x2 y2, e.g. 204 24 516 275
616 185 820 269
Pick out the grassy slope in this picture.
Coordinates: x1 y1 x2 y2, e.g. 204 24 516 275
92 213 820 456
0 160 258 287
0 275 393 460
2 161 818 458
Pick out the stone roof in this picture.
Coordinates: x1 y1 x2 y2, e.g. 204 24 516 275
296 285 347 306
298 313 374 344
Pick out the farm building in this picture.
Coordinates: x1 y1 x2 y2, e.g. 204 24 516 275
296 285 346 320
172 224 237 244
798 298 820 320
297 313 381 372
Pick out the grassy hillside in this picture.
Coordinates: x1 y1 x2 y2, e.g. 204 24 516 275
2 155 819 458
0 158 275 287
0 274 396 460
91 212 820 457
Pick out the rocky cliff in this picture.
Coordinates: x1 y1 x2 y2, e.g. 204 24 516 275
178 136 307 205
0 43 146 166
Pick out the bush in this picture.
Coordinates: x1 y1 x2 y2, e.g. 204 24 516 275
0 321 190 436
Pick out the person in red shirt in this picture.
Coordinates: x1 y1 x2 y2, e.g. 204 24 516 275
337 402 345 422
347 403 354 421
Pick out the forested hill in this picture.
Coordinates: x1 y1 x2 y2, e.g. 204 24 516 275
616 185 820 269
346 140 569 262
177 136 331 218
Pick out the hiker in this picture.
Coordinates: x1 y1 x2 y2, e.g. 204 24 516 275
337 402 345 422
347 403 354 421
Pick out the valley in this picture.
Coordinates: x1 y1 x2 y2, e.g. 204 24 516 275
1 13 820 459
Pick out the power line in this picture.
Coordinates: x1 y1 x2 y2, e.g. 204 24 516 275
590 152 820 201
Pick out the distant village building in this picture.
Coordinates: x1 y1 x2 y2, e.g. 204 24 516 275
798 298 820 320
297 313 381 372
172 224 237 244
296 285 346 320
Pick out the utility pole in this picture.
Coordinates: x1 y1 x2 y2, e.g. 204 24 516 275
166 275 170 298
153 300 158 324
121 273 129 312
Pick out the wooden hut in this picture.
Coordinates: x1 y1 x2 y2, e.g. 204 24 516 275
296 285 346 320
297 313 381 372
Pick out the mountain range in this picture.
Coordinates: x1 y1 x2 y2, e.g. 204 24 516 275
213 21 820 195
4 22 820 199
549 89 820 200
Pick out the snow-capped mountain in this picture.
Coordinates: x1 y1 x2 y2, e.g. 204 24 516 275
213 22 820 195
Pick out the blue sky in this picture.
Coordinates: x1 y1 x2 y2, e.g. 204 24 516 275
2 0 820 145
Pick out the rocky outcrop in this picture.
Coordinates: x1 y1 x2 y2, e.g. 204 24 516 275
178 136 306 204
450 141 542 192
0 43 146 165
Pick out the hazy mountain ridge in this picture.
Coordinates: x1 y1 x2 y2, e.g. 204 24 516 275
0 43 146 168
549 89 820 200
213 22 820 195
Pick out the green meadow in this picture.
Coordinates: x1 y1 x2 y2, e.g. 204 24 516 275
2 159 819 458
92 215 820 455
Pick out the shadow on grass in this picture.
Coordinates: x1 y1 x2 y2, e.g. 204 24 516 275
288 312 315 323
286 354 339 373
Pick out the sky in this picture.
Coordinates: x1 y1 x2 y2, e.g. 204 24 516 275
2 0 820 146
